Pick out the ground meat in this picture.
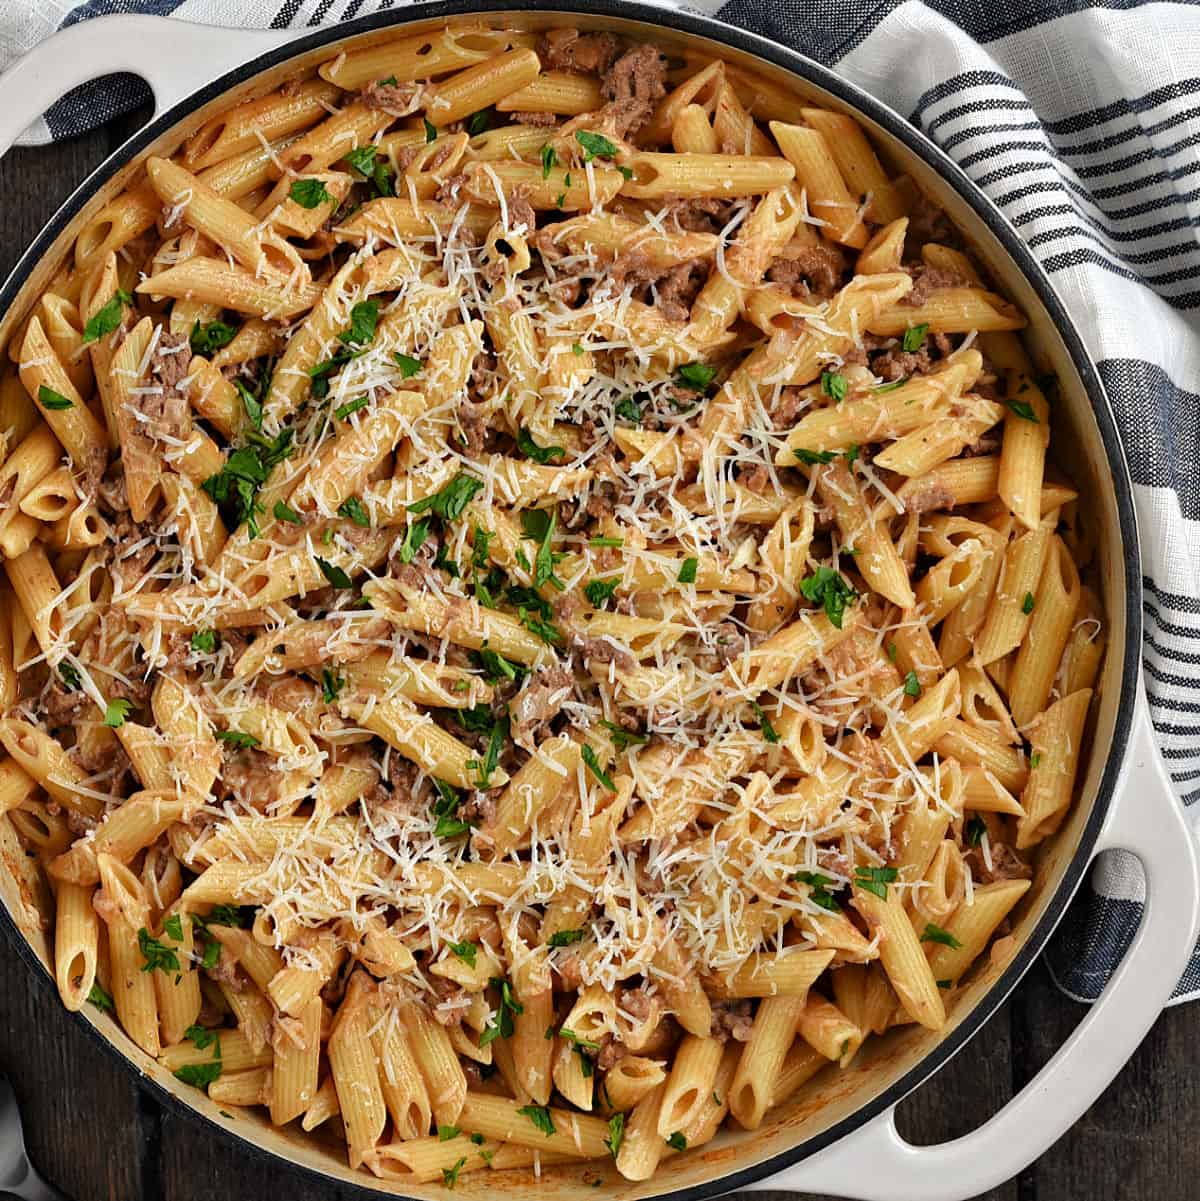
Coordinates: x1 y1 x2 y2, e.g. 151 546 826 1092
509 109 559 127
661 195 736 234
554 952 584 991
740 464 770 494
459 789 497 828
553 591 585 624
903 480 956 514
767 242 846 301
208 947 243 990
966 842 1033 885
602 43 667 108
511 664 574 749
221 749 289 814
388 755 420 802
608 252 707 323
903 264 969 307
655 259 708 323
431 977 472 1027
359 79 422 115
711 999 754 1043
712 621 748 665
596 1035 628 1071
40 678 86 726
144 333 192 443
538 29 622 76
963 433 1002 457
905 190 956 248
572 633 636 671
434 173 468 206
870 330 954 381
506 185 537 236
456 397 489 456
771 386 808 430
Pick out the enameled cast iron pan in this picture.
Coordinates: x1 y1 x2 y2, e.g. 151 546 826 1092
0 6 1195 1199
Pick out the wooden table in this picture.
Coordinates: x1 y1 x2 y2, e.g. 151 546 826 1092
0 114 1190 1201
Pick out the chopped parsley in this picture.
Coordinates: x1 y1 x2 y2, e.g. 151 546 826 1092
920 922 963 949
398 518 431 565
82 289 133 345
541 144 558 179
394 352 423 379
315 557 353 589
441 1157 467 1189
749 701 779 744
188 318 237 357
590 536 624 548
665 1132 687 1151
476 645 522 684
575 130 619 161
518 1105 556 1137
600 719 647 751
407 473 483 522
676 362 716 392
215 729 260 750
338 300 379 348
103 698 131 729
58 663 81 690
37 385 72 410
582 744 615 791
903 670 921 698
584 576 620 608
234 378 263 430
1030 752 1042 768
87 983 114 1012
138 928 180 975
479 976 523 1046
273 500 303 525
185 1023 220 1051
821 371 848 402
966 815 987 847
854 865 899 900
677 557 698 585
344 144 394 198
448 941 478 968
614 395 641 424
794 448 837 465
605 1113 625 1158
901 323 929 353
174 1059 222 1089
439 1125 462 1141
517 427 565 463
874 378 908 393
337 496 370 528
201 429 294 538
289 178 332 209
1006 398 1039 423
424 117 438 143
1022 591 1035 615
466 108 493 136
321 669 344 703
792 870 840 912
547 929 585 948
334 395 369 420
799 566 856 629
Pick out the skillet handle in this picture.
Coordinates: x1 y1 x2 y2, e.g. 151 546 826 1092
750 682 1199 1201
0 14 300 159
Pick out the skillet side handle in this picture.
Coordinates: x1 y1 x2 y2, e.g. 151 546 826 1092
748 683 1200 1201
0 14 299 159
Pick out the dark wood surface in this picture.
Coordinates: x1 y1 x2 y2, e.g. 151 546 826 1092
0 116 1190 1201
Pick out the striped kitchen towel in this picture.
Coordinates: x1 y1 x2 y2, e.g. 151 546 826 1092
1 0 1198 1002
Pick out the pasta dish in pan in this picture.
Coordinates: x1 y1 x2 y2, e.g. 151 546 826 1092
0 22 1104 1186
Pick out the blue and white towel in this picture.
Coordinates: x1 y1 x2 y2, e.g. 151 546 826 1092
2 0 1199 1002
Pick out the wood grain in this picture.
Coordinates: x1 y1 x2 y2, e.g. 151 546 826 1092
0 116 1186 1201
